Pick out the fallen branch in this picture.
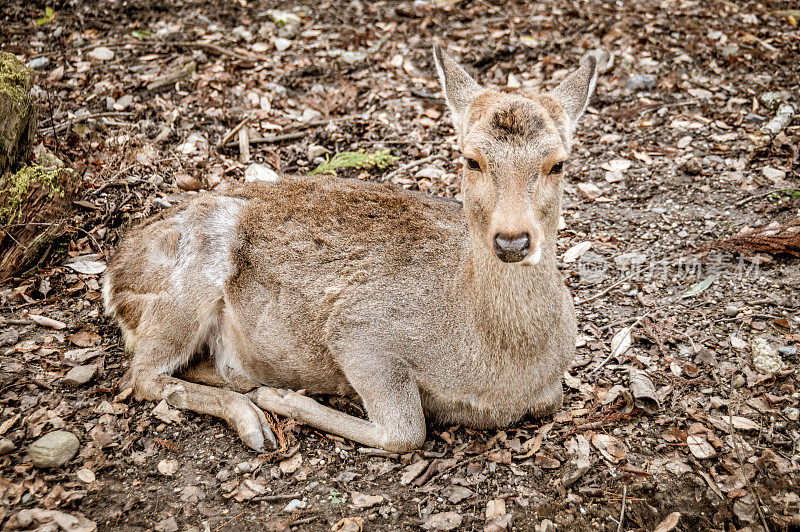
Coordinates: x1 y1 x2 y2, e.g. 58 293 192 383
221 115 360 150
216 114 253 153
41 112 136 135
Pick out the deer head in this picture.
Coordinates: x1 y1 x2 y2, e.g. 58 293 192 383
433 44 597 265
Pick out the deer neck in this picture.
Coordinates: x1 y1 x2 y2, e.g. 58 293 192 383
457 239 559 353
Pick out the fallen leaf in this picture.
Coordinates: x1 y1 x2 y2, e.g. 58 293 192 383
610 327 633 359
69 330 101 347
65 258 106 275
591 433 627 463
686 434 716 459
681 274 716 298
350 492 384 509
28 314 67 330
331 517 364 532
563 241 592 263
279 452 302 475
152 400 182 424
628 369 660 414
653 512 681 532
400 460 428 485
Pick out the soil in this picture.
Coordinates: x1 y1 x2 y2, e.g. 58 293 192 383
0 1 798 531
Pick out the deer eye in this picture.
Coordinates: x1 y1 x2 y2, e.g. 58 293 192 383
464 157 481 172
549 161 564 175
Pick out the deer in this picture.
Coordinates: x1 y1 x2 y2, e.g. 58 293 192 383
102 45 597 452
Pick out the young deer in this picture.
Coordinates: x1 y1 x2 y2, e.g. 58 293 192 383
103 46 597 452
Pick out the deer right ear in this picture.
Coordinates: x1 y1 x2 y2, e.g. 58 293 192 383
433 44 483 129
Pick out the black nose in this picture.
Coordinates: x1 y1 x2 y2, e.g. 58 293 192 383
493 232 530 263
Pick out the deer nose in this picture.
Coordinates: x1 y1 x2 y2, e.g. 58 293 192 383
493 232 531 263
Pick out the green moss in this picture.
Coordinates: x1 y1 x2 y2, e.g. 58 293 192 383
309 149 399 176
0 52 32 109
0 165 74 226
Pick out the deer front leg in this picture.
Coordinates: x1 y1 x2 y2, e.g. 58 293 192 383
248 362 425 452
126 367 277 451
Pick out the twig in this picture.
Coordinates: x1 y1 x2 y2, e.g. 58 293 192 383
381 154 446 182
729 369 771 531
41 112 136 135
422 450 490 486
358 447 400 458
598 316 639 332
221 115 361 150
616 484 627 532
238 127 251 163
212 511 245 532
735 188 798 207
575 273 636 305
216 114 253 152
253 492 303 502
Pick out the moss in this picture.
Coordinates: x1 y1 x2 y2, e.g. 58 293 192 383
0 52 32 110
0 165 74 226
309 149 399 176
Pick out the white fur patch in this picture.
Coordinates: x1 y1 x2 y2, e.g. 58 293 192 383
521 246 543 266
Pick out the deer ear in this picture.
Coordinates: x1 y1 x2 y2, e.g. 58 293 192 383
433 44 482 128
549 55 598 131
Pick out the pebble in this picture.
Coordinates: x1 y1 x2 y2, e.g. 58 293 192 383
235 461 254 474
785 407 799 422
88 46 115 61
762 167 786 181
113 94 134 111
778 346 797 356
0 330 20 348
732 374 746 389
244 163 279 184
307 144 330 159
283 499 304 512
216 469 232 482
0 438 15 455
751 337 784 374
724 305 740 317
62 364 97 386
26 57 50 70
29 430 80 468
626 74 656 91
274 38 292 52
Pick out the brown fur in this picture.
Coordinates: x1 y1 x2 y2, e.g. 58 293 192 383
103 45 597 452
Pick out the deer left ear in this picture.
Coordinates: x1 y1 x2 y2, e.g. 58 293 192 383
433 44 483 131
549 55 598 132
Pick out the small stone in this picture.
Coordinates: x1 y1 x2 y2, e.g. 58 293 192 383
0 329 20 348
351 492 385 509
216 469 232 482
26 57 51 70
784 407 799 421
15 510 33 528
751 337 784 374
76 468 96 483
157 458 179 476
762 167 786 181
732 374 746 389
724 305 740 317
0 438 15 455
307 144 330 159
113 94 134 110
626 74 656 91
274 37 292 51
778 345 797 356
88 46 115 61
283 499 304 512
29 430 80 468
244 163 279 184
235 461 254 474
62 364 97 386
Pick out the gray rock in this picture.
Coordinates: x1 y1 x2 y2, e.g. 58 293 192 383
0 329 20 348
62 364 97 387
244 163 279 184
0 438 15 455
626 74 656 91
778 345 797 356
724 305 740 317
29 430 79 468
26 57 51 70
785 407 799 421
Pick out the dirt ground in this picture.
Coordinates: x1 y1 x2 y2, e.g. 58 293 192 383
1 1 799 530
